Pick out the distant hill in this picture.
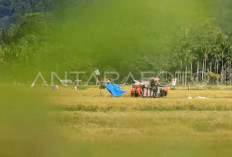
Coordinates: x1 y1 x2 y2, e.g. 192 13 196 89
0 0 59 29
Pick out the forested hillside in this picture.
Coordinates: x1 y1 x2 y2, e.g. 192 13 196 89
0 0 66 28
0 0 232 83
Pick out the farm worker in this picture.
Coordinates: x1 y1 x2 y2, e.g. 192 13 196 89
150 78 160 97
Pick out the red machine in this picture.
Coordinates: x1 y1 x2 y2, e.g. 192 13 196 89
131 84 142 97
131 81 169 98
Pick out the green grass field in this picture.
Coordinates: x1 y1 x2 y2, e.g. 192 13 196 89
1 85 232 157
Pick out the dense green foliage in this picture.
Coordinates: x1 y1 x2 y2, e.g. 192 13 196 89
0 13 48 66
207 71 220 84
0 0 232 82
170 23 232 72
0 0 66 28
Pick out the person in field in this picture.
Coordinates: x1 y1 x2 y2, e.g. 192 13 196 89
150 77 160 98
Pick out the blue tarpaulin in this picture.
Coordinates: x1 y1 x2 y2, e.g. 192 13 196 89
105 84 126 97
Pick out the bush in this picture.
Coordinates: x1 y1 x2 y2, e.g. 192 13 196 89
207 71 220 85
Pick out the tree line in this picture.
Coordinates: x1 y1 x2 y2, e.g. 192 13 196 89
1 0 232 85
1 13 232 85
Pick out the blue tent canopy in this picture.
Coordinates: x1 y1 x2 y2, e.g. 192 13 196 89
105 84 126 97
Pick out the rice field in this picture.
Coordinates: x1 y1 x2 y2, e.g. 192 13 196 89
1 85 232 157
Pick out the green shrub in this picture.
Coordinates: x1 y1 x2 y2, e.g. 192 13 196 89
207 71 220 85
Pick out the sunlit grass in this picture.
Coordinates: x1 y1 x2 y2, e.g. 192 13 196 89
1 85 232 156
44 86 232 142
